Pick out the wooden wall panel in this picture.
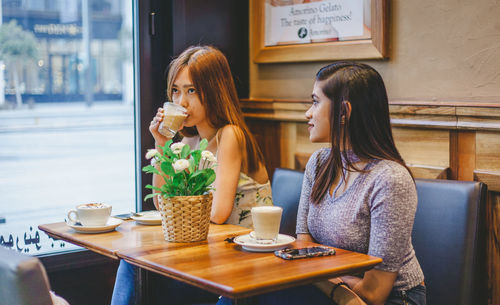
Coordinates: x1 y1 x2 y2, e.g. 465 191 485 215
449 131 476 181
476 132 500 171
475 131 500 192
280 122 297 169
246 119 281 178
407 165 449 180
392 127 449 168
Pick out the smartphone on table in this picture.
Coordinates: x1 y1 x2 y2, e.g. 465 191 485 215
113 213 133 220
274 246 336 260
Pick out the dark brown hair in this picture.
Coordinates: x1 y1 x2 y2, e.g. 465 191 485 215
166 46 264 173
311 61 411 204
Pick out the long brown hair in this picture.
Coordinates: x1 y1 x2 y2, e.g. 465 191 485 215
166 45 264 173
311 62 411 204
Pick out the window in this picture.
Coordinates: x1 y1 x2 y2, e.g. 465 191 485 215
0 0 136 255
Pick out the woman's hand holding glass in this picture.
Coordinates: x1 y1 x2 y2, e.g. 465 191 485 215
149 107 170 148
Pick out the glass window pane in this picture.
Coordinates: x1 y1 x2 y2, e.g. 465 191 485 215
0 0 136 255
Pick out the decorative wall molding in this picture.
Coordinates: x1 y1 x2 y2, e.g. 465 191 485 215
241 98 500 131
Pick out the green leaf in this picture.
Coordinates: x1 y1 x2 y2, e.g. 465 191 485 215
191 150 201 167
142 164 155 171
188 157 196 174
142 165 160 175
204 169 216 186
145 185 164 192
165 139 174 148
143 193 158 201
199 138 208 151
188 169 205 181
161 162 175 177
180 143 191 159
162 184 175 196
191 182 205 195
161 140 174 158
172 172 187 193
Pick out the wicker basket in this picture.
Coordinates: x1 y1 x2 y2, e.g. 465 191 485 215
158 193 213 242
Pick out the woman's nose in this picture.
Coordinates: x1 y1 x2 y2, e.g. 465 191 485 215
178 94 188 108
305 106 312 119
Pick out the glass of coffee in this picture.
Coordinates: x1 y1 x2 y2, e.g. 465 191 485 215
159 102 188 137
250 206 283 244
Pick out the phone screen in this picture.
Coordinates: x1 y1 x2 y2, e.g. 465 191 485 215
286 247 331 255
275 246 336 260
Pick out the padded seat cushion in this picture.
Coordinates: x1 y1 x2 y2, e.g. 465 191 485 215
0 246 54 305
413 179 486 305
271 168 305 237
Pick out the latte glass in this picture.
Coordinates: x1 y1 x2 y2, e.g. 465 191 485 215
158 102 188 137
251 206 283 243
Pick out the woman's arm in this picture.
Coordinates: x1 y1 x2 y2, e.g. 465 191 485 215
149 107 173 209
341 166 417 305
296 150 322 235
296 233 314 242
209 125 243 224
341 270 397 305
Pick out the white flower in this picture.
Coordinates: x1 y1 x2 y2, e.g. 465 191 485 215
145 149 158 159
150 158 157 167
170 142 186 154
173 159 190 172
201 150 216 163
199 150 217 169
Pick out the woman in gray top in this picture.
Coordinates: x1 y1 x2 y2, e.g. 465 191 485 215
218 62 425 305
295 61 425 305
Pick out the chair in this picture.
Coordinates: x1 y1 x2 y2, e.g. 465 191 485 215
271 168 304 237
270 171 488 304
0 246 69 305
413 179 487 305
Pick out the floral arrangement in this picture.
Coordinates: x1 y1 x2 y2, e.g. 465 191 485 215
142 139 216 200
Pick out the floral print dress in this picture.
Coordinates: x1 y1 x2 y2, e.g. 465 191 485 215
212 128 273 228
224 172 273 228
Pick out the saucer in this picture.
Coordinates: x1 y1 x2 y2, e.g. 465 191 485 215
131 210 161 225
234 234 295 252
66 217 123 233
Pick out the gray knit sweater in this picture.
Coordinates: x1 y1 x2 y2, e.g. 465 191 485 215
296 148 424 290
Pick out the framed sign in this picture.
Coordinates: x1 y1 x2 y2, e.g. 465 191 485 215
252 0 389 63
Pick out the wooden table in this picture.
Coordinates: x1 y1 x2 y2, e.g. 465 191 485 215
39 220 251 260
39 221 382 300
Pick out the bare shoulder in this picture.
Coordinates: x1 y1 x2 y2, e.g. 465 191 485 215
218 125 243 146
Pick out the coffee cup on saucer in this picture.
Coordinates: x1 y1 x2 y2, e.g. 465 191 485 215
67 203 112 227
250 206 283 244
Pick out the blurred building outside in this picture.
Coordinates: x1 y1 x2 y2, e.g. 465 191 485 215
0 0 136 256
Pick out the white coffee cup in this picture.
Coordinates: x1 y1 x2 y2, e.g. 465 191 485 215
251 206 283 243
67 203 112 227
